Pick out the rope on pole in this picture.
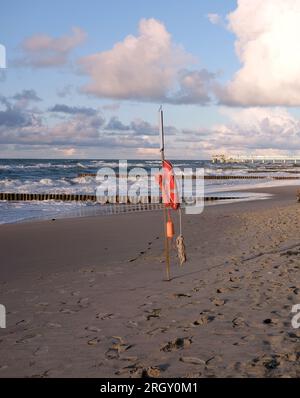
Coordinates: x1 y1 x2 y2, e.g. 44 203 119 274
176 208 187 266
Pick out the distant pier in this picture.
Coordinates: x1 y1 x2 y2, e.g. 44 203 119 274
212 154 300 164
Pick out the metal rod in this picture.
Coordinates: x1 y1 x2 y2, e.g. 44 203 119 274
159 106 171 281
159 106 165 154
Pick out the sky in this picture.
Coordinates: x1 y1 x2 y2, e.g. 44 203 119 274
1 0 300 159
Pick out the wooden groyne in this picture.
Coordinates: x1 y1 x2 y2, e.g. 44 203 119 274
273 176 300 180
0 192 241 203
0 193 97 202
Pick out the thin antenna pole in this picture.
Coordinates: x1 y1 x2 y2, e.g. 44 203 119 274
159 106 165 155
159 106 171 281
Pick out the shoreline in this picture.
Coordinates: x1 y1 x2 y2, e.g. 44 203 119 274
1 180 299 226
0 185 300 377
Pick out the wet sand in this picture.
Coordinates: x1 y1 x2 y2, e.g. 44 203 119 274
0 185 300 377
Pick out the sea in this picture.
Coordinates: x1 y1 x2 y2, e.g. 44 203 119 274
1 158 300 224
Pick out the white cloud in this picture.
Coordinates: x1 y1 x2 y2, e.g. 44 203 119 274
18 27 87 68
209 107 300 154
221 0 300 106
54 147 76 156
5 95 300 158
169 69 216 104
207 13 221 25
160 107 300 158
136 148 160 156
0 94 159 151
79 18 214 104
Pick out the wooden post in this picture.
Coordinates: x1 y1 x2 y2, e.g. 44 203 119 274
159 107 171 281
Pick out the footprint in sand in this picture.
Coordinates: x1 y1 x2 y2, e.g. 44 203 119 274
96 313 115 320
288 286 300 295
30 369 51 378
205 355 223 368
232 317 246 328
34 346 49 356
180 357 205 366
161 337 192 352
87 337 101 346
229 276 241 283
59 308 78 314
16 333 42 344
172 293 192 299
251 355 281 373
145 309 161 321
210 298 227 307
263 318 279 326
234 334 255 346
77 297 90 308
128 257 139 263
16 319 31 327
126 320 139 328
85 326 102 333
106 337 133 359
192 283 206 292
284 352 299 362
80 267 95 274
141 364 169 378
193 314 215 326
216 287 230 294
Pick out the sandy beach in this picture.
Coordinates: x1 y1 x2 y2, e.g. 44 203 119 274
0 185 300 378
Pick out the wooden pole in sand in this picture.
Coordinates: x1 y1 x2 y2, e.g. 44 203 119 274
159 107 171 281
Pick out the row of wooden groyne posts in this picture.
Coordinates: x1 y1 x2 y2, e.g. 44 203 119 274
0 192 240 203
1 172 300 203
78 173 300 180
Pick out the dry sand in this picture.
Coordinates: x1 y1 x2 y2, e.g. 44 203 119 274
0 185 300 378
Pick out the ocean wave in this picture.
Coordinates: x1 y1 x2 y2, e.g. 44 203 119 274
0 177 95 194
71 176 97 184
0 162 88 170
39 178 54 185
88 160 120 168
76 162 87 169
1 159 300 198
